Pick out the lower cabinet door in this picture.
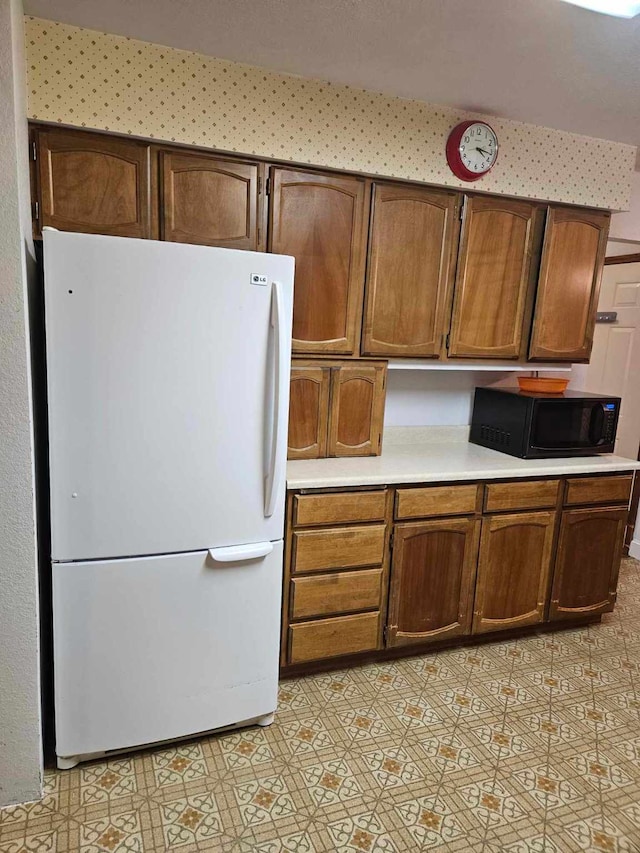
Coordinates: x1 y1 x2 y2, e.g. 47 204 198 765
386 517 480 647
549 507 627 621
473 511 555 634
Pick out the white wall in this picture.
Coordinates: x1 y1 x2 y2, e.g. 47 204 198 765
0 0 42 808
610 171 640 243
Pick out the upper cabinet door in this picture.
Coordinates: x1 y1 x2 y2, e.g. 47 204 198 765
37 129 151 238
386 517 479 647
269 168 368 355
448 197 540 359
161 151 259 249
288 364 331 460
362 184 459 358
529 207 610 362
327 363 386 457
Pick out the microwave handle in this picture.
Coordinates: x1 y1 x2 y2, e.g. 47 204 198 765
588 403 607 446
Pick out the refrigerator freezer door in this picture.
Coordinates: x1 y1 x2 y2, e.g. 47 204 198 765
53 544 283 761
44 231 294 561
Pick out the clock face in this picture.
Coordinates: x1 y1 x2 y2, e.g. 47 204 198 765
446 121 499 181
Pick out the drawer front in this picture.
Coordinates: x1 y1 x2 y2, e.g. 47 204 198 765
293 490 387 527
564 475 633 507
292 525 386 574
484 479 560 512
288 611 380 663
395 484 478 519
290 568 383 619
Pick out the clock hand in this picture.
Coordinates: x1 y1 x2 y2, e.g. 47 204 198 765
476 147 491 156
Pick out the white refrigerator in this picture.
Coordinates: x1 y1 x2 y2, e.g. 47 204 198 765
43 229 294 769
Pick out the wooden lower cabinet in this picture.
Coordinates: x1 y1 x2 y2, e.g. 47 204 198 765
473 511 556 634
549 507 627 620
282 474 633 671
386 517 480 647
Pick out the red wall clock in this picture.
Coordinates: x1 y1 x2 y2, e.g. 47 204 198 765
446 120 499 181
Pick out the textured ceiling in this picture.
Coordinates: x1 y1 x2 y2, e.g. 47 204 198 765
23 0 640 149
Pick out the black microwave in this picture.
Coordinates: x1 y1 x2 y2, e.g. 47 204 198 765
470 387 621 459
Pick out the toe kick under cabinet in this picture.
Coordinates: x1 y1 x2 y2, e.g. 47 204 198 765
281 472 634 672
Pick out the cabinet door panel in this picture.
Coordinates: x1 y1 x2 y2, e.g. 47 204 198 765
387 517 480 647
269 168 367 355
362 184 458 357
328 364 386 457
473 511 555 634
449 197 539 359
529 207 610 361
38 129 151 238
161 152 258 248
549 507 627 620
288 365 331 459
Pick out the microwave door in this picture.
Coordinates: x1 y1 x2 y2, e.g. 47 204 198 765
588 403 607 447
531 400 600 451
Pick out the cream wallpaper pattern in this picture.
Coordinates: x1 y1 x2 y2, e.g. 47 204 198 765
25 16 635 210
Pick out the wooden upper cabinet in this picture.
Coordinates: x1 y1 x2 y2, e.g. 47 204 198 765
387 517 479 647
327 363 386 457
37 129 151 238
549 506 627 620
269 168 368 355
473 511 555 634
288 364 330 460
362 184 458 357
529 206 610 362
160 151 260 249
448 196 540 359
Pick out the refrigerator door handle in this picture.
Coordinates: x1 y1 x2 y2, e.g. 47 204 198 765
264 281 287 518
208 542 274 563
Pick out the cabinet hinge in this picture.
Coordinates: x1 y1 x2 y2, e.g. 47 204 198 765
33 200 39 222
265 177 271 196
31 140 37 161
389 532 394 550
258 176 262 195
445 332 450 350
383 626 388 644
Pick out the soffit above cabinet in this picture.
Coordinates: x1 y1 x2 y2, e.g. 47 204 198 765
24 16 635 210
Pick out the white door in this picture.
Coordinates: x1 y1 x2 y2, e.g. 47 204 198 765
53 543 283 761
572 260 640 460
44 231 294 561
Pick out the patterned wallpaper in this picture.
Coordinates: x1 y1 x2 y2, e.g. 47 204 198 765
24 17 636 210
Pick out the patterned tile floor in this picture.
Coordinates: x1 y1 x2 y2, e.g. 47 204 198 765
3 560 640 853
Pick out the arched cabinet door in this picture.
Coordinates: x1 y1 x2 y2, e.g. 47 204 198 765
160 151 260 249
529 206 610 362
549 507 627 621
287 364 331 460
472 511 555 634
269 167 368 355
386 517 480 647
448 196 542 359
37 128 151 238
327 363 386 457
362 183 459 357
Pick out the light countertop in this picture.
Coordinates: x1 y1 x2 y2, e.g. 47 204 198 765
286 427 640 490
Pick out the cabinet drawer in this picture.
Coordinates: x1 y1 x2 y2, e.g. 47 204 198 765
288 611 380 663
395 484 478 519
292 525 386 574
293 490 387 527
290 568 383 619
484 479 560 512
564 475 633 507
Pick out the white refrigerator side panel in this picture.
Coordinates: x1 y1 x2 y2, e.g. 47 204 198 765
44 231 293 560
53 544 283 759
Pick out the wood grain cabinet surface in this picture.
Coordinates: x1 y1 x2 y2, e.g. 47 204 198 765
361 183 459 357
327 363 386 457
160 151 260 249
448 197 541 359
288 612 381 664
549 506 627 620
268 167 368 355
529 207 610 362
37 128 151 238
288 364 331 459
386 517 480 646
473 511 556 634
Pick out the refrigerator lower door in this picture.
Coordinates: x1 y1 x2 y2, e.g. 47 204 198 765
53 543 283 766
